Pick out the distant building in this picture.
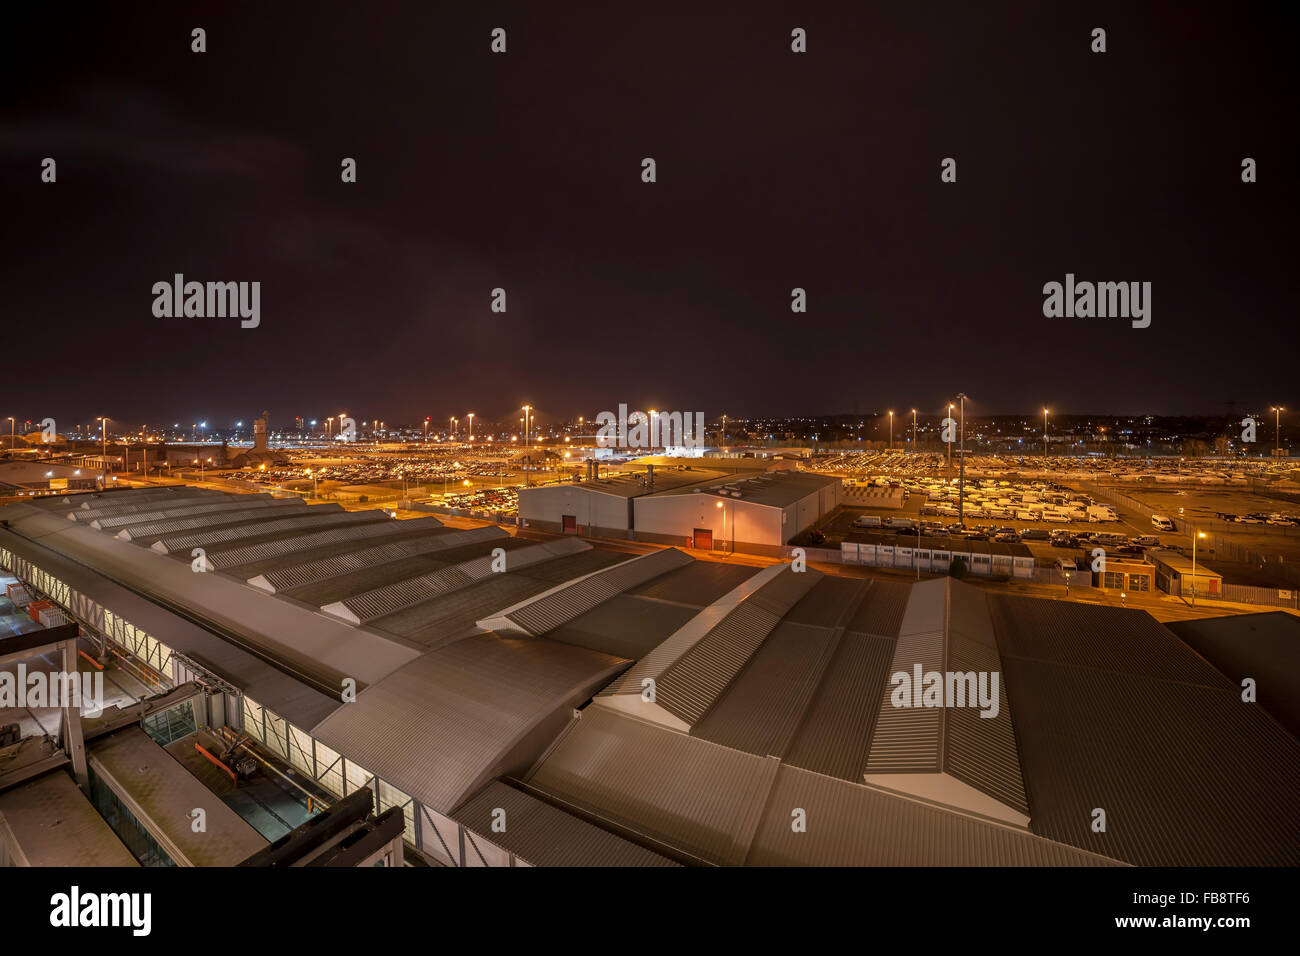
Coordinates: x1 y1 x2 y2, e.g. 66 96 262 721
518 467 840 553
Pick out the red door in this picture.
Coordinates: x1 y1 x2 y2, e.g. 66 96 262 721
562 515 578 534
694 528 713 550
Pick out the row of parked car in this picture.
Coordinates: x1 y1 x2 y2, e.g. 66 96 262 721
1214 511 1300 527
852 514 1161 549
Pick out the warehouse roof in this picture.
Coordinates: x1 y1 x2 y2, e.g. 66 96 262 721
311 631 632 814
988 593 1300 865
526 705 1115 866
865 577 1028 825
529 467 736 499
0 769 139 867
451 781 679 867
0 518 343 728
0 499 423 690
650 469 839 509
1167 611 1300 740
89 727 267 866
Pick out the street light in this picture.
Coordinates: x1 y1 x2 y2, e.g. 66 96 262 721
467 413 475 443
101 417 110 471
1190 529 1207 606
5 416 12 450
1272 406 1285 456
888 410 893 451
911 409 917 452
956 394 967 525
947 404 954 466
1043 408 1050 457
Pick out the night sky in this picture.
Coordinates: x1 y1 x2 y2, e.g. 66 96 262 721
3 1 1296 427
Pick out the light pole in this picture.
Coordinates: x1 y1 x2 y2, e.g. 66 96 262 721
649 410 657 451
424 417 430 444
1190 529 1207 606
947 404 954 467
1043 408 1049 457
956 394 967 525
911 409 917 453
467 413 475 444
1272 406 1285 456
523 405 532 449
101 417 109 471
326 416 333 439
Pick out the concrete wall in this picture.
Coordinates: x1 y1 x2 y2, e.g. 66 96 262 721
634 493 784 549
517 485 632 535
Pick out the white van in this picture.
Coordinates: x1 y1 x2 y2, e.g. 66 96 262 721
1151 514 1176 532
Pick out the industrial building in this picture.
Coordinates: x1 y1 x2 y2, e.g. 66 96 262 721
519 466 841 554
2 485 1298 867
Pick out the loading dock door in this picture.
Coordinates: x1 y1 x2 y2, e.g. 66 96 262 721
562 515 578 534
694 528 713 550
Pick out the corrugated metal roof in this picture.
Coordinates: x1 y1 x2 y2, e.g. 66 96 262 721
629 560 760 608
528 706 779 866
783 631 896 780
691 620 839 756
987 593 1235 690
89 494 282 529
866 627 945 774
746 765 1121 867
215 516 446 577
1003 655 1300 865
783 575 870 629
197 516 442 571
0 524 343 729
311 633 630 813
654 600 783 726
257 526 506 593
1168 612 1300 741
451 781 679 867
651 470 840 509
335 538 590 622
546 594 701 660
114 501 308 541
946 632 1027 815
487 547 693 636
64 488 225 520
864 580 1029 818
844 579 910 638
151 507 373 554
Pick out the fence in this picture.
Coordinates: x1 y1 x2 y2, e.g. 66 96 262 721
1219 583 1299 610
840 542 1035 580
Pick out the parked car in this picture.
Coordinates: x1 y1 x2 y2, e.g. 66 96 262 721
1020 528 1050 541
